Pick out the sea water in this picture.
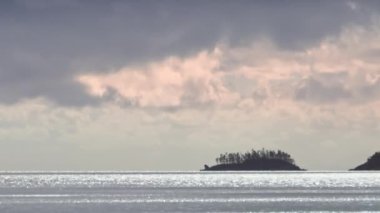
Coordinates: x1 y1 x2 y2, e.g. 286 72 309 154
0 171 379 212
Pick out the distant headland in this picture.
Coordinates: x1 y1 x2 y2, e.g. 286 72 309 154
351 152 380 170
202 148 303 171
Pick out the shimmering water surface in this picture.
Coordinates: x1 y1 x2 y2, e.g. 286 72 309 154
0 171 379 212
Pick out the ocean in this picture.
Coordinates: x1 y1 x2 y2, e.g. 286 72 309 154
0 171 379 212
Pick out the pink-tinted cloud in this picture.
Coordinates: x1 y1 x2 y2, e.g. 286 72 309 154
78 49 239 107
78 20 380 115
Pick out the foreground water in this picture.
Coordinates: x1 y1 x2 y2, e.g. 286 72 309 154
0 172 379 212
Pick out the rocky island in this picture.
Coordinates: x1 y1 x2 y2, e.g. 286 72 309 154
351 152 380 170
202 148 303 171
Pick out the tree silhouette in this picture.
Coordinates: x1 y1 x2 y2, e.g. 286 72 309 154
214 148 296 165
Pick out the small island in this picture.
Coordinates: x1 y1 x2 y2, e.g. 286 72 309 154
202 148 303 171
351 152 380 170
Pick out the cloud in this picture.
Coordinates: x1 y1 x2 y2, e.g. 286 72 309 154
0 0 371 106
347 1 359 11
78 19 380 110
78 49 239 107
295 76 352 103
0 97 379 170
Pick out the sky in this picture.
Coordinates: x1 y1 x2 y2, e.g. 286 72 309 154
1 0 380 170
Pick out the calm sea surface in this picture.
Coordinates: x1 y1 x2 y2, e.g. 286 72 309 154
0 171 379 212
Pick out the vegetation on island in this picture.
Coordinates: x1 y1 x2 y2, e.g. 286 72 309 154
203 148 302 171
351 152 380 170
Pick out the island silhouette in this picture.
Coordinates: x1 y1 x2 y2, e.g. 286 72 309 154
351 152 380 170
202 148 303 171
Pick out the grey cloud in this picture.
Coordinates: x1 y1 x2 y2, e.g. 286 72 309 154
0 0 375 106
295 77 352 103
358 79 380 101
295 72 380 104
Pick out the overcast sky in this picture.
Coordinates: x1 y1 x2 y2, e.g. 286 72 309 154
1 0 380 170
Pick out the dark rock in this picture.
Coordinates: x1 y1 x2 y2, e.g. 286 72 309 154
203 159 302 171
351 152 380 170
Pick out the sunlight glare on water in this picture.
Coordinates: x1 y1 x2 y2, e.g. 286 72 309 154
0 171 379 212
